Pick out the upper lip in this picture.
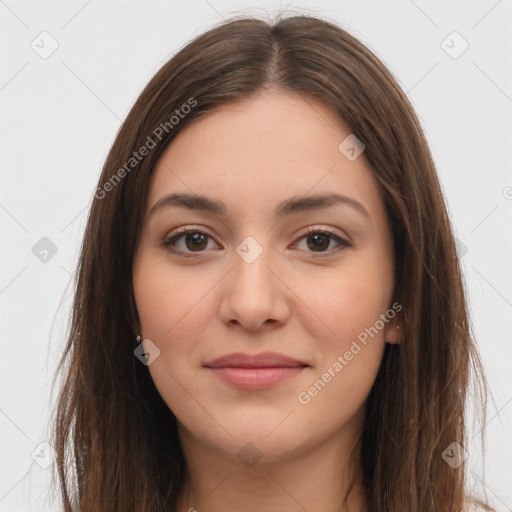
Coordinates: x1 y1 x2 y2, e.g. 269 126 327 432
204 351 309 369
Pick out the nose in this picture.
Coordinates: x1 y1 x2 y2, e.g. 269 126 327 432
218 242 290 332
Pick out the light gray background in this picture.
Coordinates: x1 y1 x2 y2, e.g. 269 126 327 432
1 1 511 510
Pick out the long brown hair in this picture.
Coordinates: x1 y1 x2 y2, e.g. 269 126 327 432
50 13 492 511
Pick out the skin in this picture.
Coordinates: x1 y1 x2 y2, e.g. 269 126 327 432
132 90 400 512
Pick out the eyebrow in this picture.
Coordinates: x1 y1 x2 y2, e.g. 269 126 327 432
148 192 370 220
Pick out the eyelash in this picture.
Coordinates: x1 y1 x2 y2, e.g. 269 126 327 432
161 225 351 258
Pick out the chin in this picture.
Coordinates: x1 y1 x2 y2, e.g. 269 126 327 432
205 423 310 463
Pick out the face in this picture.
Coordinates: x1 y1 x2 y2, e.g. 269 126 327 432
132 90 399 464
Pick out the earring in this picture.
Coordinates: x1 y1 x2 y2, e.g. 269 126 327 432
136 334 141 343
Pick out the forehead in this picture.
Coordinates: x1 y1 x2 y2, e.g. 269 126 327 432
146 91 383 220
154 91 350 174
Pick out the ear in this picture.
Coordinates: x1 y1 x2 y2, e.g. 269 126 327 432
384 315 402 345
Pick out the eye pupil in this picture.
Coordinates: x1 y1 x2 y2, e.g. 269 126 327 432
186 233 208 251
307 233 330 251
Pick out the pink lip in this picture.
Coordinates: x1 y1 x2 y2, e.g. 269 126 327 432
204 351 309 390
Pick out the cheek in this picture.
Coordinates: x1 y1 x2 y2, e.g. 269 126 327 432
295 257 393 345
133 254 216 343
133 258 216 418
295 341 384 441
292 261 390 409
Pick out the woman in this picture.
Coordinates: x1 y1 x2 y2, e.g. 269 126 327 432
50 14 493 512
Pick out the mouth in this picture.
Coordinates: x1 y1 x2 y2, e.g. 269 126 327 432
204 351 310 390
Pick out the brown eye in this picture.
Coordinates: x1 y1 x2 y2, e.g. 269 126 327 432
183 232 208 251
163 230 216 253
306 232 331 252
294 228 350 256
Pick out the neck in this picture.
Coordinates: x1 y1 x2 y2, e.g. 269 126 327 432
175 423 367 512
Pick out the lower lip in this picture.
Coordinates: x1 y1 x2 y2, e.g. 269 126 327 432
207 366 307 390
